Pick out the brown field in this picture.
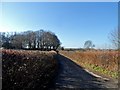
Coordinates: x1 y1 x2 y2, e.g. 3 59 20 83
2 49 58 89
60 50 118 79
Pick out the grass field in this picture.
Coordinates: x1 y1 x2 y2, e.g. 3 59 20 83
2 49 58 89
60 50 118 79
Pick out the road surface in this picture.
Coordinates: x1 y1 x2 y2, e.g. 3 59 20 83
50 54 118 90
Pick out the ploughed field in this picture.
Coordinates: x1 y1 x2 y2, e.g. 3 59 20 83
2 49 58 89
60 50 118 79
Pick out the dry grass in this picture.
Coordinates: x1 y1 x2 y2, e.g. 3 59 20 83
60 50 118 78
2 49 58 89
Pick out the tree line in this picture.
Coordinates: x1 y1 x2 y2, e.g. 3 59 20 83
1 29 61 51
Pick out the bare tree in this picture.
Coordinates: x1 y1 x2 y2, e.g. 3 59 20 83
39 31 60 51
109 29 120 49
11 33 25 49
0 33 2 48
35 30 43 49
84 40 95 50
1 32 13 49
23 31 36 49
84 40 92 49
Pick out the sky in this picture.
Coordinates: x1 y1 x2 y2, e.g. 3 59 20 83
0 2 118 49
1 0 119 2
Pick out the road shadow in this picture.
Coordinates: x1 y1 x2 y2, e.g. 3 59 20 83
50 54 117 90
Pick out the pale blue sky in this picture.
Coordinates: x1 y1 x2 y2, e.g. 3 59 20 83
1 2 118 48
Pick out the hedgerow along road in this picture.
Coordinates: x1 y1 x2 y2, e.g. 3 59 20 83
50 54 118 89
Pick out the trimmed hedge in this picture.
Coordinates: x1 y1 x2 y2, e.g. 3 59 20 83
2 49 58 89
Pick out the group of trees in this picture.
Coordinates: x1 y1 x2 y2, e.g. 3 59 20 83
84 29 120 50
1 28 119 50
1 29 61 51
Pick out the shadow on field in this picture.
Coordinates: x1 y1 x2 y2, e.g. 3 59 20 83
50 54 110 90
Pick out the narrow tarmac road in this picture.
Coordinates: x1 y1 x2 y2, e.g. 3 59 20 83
50 54 118 90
